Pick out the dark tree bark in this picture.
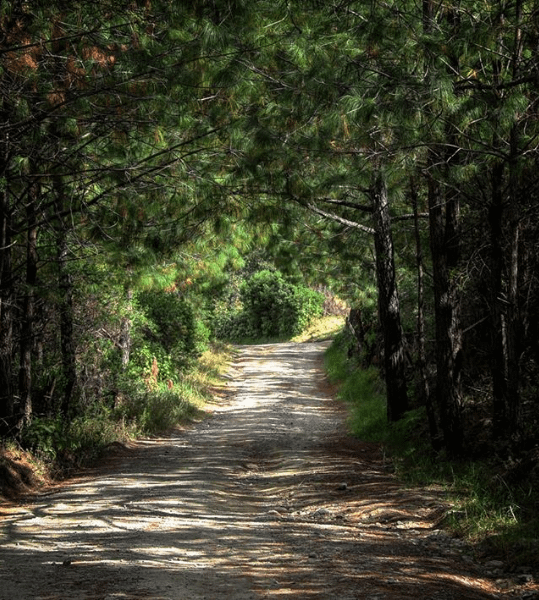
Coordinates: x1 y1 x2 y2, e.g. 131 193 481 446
18 183 39 429
120 286 133 371
488 162 510 439
411 178 440 449
0 188 14 431
57 233 77 419
505 124 522 436
0 87 16 431
428 175 464 456
489 0 524 440
486 158 523 440
371 172 409 422
503 0 524 430
347 307 377 366
52 173 78 420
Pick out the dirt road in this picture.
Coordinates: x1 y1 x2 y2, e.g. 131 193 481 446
0 342 533 599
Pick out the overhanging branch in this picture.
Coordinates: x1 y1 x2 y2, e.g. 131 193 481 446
305 202 375 235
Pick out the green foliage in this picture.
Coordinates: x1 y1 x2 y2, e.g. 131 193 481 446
112 381 197 435
134 289 208 376
214 309 253 342
19 409 126 464
214 269 323 341
325 330 431 450
20 417 67 462
324 330 387 442
342 367 389 442
324 329 355 382
18 342 231 471
325 330 539 565
136 290 195 355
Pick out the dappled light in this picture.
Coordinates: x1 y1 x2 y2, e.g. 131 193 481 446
0 342 526 599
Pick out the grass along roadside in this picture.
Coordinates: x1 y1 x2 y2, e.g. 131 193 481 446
324 329 539 570
292 314 345 343
0 314 342 503
0 341 232 502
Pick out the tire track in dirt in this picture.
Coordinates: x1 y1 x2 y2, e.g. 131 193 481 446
0 342 527 599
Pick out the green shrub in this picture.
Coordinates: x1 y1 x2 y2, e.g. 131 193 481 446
325 330 387 442
215 269 323 341
213 309 255 342
113 381 195 435
241 270 287 337
68 410 131 461
132 289 210 379
20 409 127 464
137 290 196 355
20 416 66 461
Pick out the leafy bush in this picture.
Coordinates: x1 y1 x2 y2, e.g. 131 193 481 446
137 290 196 355
20 416 67 461
131 290 210 380
213 309 255 342
113 381 196 435
214 269 323 341
324 330 388 442
20 409 128 465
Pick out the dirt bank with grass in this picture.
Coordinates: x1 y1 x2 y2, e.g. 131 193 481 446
1 341 537 599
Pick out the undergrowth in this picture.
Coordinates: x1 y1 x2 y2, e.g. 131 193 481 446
292 315 345 343
214 269 324 342
6 342 231 487
324 330 539 568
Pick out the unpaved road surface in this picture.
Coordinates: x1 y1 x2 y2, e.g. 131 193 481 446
0 342 536 599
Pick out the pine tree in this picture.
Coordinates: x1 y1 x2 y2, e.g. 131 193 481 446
0 0 252 430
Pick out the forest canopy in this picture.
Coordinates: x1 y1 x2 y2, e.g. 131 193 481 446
1 1 538 468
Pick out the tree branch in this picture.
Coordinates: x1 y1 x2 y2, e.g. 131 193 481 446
305 202 375 235
317 197 373 212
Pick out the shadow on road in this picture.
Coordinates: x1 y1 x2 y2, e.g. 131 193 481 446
0 342 500 599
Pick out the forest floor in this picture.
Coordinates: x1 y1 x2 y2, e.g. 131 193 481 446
1 341 538 599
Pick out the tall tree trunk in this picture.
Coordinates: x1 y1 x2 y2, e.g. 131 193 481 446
0 187 14 431
490 1 523 441
120 285 133 371
505 124 522 436
53 175 78 420
488 157 521 442
57 233 77 419
505 217 521 435
411 178 439 449
505 2 524 435
18 189 38 429
488 161 510 439
428 175 464 456
0 95 15 431
371 172 409 422
113 281 133 406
